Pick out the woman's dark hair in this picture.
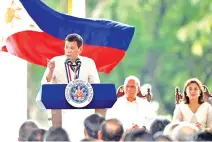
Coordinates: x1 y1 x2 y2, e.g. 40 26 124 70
183 78 204 104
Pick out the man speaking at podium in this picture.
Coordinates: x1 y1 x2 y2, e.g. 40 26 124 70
41 33 103 140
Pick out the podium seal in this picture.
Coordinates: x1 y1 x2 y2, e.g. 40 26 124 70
65 79 94 108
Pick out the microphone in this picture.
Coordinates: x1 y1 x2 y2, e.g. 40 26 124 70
65 58 81 72
75 58 81 67
66 58 72 66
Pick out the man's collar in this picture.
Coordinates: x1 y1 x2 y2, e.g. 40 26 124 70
124 95 139 103
64 55 82 62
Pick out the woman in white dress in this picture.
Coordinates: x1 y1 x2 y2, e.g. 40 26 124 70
173 78 212 132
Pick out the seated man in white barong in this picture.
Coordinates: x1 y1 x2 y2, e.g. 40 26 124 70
41 33 103 141
106 75 152 131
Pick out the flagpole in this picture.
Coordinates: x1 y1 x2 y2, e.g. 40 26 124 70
68 0 72 15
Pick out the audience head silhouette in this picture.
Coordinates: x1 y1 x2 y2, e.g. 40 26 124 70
18 120 38 141
98 118 124 141
84 113 105 139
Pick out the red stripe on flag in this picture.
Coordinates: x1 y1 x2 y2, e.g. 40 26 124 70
3 31 125 73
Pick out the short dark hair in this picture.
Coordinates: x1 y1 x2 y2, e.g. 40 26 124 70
84 114 105 139
45 127 70 141
183 78 204 104
28 128 46 141
124 129 155 141
65 33 83 48
150 117 171 135
19 120 38 141
193 131 212 141
100 118 124 141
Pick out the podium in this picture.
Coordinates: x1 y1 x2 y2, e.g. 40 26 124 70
36 84 117 109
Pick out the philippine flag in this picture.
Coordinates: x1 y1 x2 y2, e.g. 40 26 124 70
0 0 135 73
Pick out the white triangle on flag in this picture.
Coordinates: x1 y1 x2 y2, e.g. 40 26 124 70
0 0 42 50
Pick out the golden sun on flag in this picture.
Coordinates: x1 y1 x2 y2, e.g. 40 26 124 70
5 0 22 25
29 24 35 28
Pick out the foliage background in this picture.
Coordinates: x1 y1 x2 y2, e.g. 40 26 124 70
27 0 212 127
